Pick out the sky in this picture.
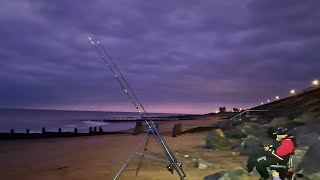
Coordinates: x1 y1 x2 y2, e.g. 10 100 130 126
0 0 319 114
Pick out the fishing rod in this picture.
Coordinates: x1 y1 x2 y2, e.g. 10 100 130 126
88 37 148 123
88 36 186 180
98 43 147 116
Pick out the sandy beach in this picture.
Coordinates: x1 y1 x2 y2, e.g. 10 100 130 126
0 118 255 180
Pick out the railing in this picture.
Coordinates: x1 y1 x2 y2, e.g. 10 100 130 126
230 109 269 120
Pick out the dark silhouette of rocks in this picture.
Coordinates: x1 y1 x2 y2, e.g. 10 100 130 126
297 140 320 177
202 88 320 179
240 135 264 156
204 171 225 180
292 122 320 147
224 128 247 138
204 133 232 150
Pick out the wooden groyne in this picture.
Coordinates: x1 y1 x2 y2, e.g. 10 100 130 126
0 127 131 140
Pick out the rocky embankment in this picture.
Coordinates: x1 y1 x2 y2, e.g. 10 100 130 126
203 88 320 180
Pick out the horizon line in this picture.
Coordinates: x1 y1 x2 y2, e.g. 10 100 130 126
0 107 200 115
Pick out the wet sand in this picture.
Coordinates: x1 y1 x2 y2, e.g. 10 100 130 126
0 118 256 180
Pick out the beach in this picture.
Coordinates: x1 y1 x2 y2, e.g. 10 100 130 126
0 118 253 180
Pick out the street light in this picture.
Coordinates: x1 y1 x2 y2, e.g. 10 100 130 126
312 80 319 86
290 89 296 95
261 102 264 105
267 100 270 103
275 96 280 100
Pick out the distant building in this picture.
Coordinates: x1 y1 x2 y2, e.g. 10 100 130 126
232 108 240 112
219 107 226 113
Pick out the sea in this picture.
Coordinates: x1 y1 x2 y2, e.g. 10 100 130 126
0 108 181 133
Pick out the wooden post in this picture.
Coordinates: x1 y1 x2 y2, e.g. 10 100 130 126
133 122 144 135
58 128 62 133
10 129 14 134
99 127 103 133
74 128 78 134
172 124 182 137
42 127 46 134
26 129 30 134
89 127 93 133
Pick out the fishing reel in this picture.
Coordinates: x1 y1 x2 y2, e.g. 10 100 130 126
167 163 182 174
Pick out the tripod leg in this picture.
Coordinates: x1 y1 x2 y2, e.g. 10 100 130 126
113 129 151 180
149 125 186 178
135 133 151 175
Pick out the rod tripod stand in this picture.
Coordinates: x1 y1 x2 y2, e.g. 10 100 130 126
114 123 185 180
87 36 186 180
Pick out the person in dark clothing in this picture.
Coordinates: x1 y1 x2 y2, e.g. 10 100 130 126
246 127 296 180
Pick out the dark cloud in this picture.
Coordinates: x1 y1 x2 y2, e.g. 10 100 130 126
0 0 320 113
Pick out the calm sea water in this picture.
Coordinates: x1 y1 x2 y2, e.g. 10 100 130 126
0 109 179 133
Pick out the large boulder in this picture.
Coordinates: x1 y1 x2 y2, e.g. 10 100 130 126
292 123 320 147
223 123 268 139
306 172 320 180
243 123 270 138
224 129 247 139
296 139 320 176
196 159 212 169
205 133 232 150
296 132 319 147
293 112 320 124
212 120 232 129
192 159 221 170
219 167 257 180
240 135 264 156
204 172 225 180
218 167 246 180
242 124 257 134
204 167 260 180
265 117 290 127
215 129 225 137
291 149 308 171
